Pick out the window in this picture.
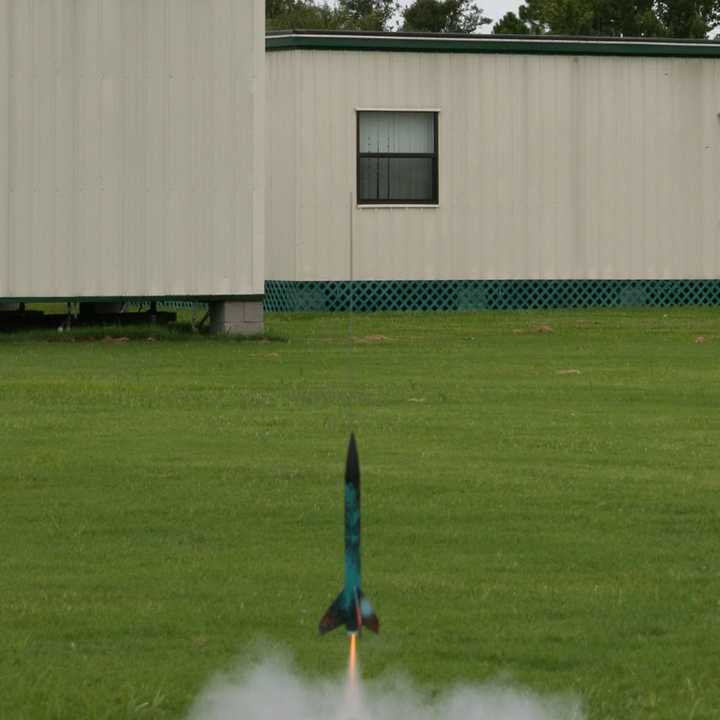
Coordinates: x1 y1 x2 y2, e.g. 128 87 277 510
357 111 438 205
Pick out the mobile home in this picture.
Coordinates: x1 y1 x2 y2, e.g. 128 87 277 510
0 0 264 333
265 31 720 311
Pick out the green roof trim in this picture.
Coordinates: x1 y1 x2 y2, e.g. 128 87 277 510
266 30 720 59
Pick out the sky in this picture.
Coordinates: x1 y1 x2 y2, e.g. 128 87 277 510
475 0 522 25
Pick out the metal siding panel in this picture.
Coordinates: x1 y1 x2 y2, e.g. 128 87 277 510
9 0 32 294
190 0 211 294
121 0 146 295
599 57 616 278
700 61 719 277
659 59 680 279
605 59 623 277
542 58 557 279
678 60 704 278
587 58 604 278
554 57 577 279
298 52 318 279
144 0 167 294
526 55 544 279
293 52 302 280
713 61 720 277
513 57 529 279
458 55 476 279
478 54 498 279
169 0 264 296
577 58 594 278
98 0 123 295
3 0 263 299
669 61 685 278
75 0 102 296
264 51 295 281
327 51 349 281
492 55 511 279
53 0 75 296
268 48 720 283
627 58 645 278
655 60 673 278
314 51 331 278
712 60 720 277
252 0 265 294
0 0 8 297
166 0 192 294
211 0 231 295
32 0 57 296
210 0 244 295
438 52 455 281
640 59 657 279
217 0 264 297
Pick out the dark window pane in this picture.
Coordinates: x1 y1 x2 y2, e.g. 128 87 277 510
359 156 434 202
387 157 434 201
358 157 387 201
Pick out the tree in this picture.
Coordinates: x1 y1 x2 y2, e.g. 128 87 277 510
492 0 716 37
266 0 398 31
492 0 556 34
336 0 399 31
266 0 341 30
402 0 491 33
494 10 532 33
656 0 720 37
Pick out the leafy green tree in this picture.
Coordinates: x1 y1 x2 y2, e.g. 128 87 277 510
402 0 491 33
267 0 398 31
492 0 555 34
493 0 715 37
656 0 720 37
336 0 399 30
266 0 341 30
494 10 532 32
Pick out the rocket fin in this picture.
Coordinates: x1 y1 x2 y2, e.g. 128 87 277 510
357 589 380 634
319 591 347 635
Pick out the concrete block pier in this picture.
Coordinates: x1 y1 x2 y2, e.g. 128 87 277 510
209 299 264 336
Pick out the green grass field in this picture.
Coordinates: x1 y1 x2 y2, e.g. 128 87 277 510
2 309 719 720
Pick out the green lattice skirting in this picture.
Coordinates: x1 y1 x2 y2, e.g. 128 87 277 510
263 280 720 313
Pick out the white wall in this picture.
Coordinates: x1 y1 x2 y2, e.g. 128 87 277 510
266 48 720 281
0 0 264 300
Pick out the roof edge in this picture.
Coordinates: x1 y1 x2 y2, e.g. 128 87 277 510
265 30 720 58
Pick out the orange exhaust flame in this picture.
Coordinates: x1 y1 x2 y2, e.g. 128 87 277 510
348 632 358 691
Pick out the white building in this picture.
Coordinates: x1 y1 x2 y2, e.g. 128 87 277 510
3 19 720 324
0 0 265 333
265 31 720 311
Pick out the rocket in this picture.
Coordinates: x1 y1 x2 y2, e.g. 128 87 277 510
319 433 380 636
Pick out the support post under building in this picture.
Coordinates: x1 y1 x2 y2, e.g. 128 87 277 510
209 299 264 336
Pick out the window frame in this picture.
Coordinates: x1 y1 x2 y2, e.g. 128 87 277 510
356 110 439 206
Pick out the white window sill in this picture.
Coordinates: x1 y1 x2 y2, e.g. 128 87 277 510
357 204 439 209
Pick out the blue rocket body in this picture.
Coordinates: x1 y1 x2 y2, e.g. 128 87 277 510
319 433 379 636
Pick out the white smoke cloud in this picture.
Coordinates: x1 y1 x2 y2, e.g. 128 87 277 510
186 655 584 720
